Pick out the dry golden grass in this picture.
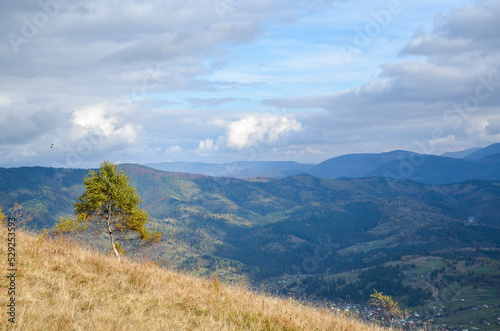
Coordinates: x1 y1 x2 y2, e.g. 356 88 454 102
0 228 387 330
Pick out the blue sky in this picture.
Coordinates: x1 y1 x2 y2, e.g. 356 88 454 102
1 0 499 167
171 1 467 111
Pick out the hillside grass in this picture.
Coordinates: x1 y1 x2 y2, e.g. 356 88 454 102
0 228 386 330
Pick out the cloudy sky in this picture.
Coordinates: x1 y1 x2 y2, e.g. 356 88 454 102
1 0 499 168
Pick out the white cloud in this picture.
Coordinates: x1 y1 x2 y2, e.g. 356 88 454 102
198 138 217 151
72 105 117 136
226 114 302 149
114 124 139 145
70 104 142 153
165 145 183 154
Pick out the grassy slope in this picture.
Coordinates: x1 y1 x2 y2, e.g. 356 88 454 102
0 228 384 331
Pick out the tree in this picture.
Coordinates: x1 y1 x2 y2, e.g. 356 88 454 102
1 203 33 228
370 289 408 326
59 161 161 261
6 203 33 228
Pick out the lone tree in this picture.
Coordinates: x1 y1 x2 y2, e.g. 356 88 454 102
58 161 161 261
370 289 409 326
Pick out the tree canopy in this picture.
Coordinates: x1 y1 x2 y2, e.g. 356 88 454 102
370 289 408 326
58 161 161 260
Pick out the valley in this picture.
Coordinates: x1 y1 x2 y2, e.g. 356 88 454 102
1 157 499 329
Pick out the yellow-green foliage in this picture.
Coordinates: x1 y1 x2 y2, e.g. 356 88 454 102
370 289 408 325
0 229 386 331
52 216 86 235
74 161 162 259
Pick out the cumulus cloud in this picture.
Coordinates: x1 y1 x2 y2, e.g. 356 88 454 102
70 104 142 146
165 145 183 154
72 105 118 137
198 138 217 151
225 114 302 149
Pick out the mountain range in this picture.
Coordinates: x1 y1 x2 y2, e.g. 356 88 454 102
1 143 499 329
146 143 500 184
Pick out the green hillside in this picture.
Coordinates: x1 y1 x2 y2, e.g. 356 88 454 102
1 164 499 329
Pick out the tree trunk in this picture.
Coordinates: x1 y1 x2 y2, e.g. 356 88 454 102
109 227 121 262
106 205 121 262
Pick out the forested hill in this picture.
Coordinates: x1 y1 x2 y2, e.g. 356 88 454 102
1 164 499 329
3 163 499 232
1 163 499 251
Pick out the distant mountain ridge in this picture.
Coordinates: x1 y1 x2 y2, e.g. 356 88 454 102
463 143 500 160
441 147 481 159
368 153 500 184
145 143 500 185
144 161 313 178
306 150 416 179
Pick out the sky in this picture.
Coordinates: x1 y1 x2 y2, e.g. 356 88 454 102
1 0 499 168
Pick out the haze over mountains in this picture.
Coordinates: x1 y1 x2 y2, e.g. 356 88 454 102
146 143 500 184
441 147 482 159
144 161 313 179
